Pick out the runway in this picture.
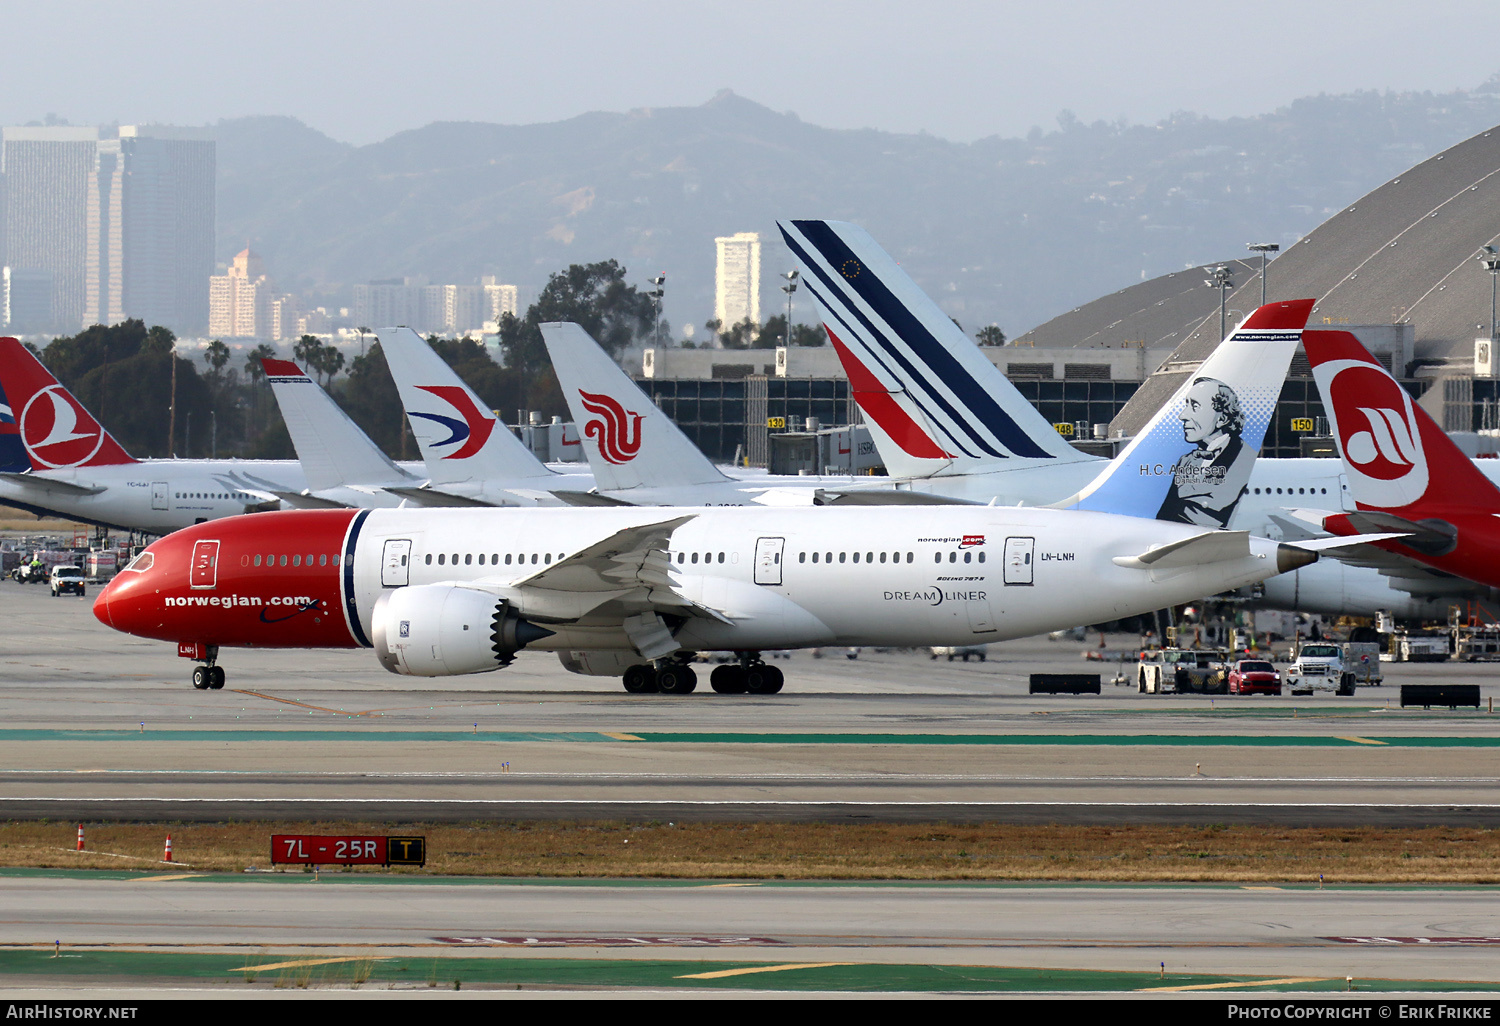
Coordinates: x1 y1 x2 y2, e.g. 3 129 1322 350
2 586 1498 825
1 872 1499 989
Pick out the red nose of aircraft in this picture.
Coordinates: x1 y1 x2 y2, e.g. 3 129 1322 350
94 546 172 640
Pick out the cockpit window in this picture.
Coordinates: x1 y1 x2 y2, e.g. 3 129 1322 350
122 552 154 573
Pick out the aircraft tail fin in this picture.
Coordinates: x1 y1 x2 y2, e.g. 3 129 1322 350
376 327 553 487
1060 299 1314 525
262 358 411 491
0 336 136 471
1304 328 1500 516
777 219 1095 478
540 322 729 491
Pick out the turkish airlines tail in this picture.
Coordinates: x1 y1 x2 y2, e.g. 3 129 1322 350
777 219 1096 479
0 336 136 471
377 327 555 487
262 359 414 491
539 322 730 492
1305 329 1500 518
1058 299 1315 527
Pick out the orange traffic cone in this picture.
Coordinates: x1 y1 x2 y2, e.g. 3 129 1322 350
163 834 173 862
76 824 84 851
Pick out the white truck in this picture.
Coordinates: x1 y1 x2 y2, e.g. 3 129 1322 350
1284 641 1381 695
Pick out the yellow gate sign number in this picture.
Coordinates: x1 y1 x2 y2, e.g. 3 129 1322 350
1291 417 1315 433
767 416 787 429
1053 422 1074 437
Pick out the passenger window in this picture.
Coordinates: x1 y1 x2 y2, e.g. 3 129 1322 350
254 555 262 567
907 553 913 563
545 553 552 564
465 554 472 565
949 552 957 563
852 552 860 563
812 552 819 563
934 552 941 564
438 554 445 565
879 552 886 563
799 552 806 563
320 554 327 566
717 552 724 563
531 554 538 564
978 552 986 563
964 551 972 563
426 554 433 565
838 552 846 563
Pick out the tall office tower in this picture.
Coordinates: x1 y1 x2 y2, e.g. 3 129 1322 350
715 232 761 331
481 276 518 322
208 248 272 338
353 279 424 330
0 127 97 333
118 126 215 337
1 125 214 336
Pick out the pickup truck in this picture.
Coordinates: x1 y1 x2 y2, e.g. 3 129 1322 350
1284 641 1379 695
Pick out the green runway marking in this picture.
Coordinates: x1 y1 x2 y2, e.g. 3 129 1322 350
0 728 1495 746
0 948 1495 993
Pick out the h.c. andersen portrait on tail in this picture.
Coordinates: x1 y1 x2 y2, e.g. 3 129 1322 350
1156 375 1253 528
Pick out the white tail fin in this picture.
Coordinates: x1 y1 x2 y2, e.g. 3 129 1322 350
262 359 413 490
777 219 1095 478
1059 299 1314 526
539 322 729 492
377 327 554 487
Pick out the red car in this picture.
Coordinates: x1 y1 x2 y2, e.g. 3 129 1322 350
1228 659 1282 695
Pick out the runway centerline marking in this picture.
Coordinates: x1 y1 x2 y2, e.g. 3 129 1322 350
1143 976 1328 992
231 690 378 717
677 962 856 979
232 956 390 972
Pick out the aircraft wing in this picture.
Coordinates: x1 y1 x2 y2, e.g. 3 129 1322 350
0 471 104 497
1268 511 1474 596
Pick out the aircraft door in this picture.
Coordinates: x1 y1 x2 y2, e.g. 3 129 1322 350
753 537 785 586
1003 536 1034 586
189 540 220 589
151 482 169 511
381 539 412 587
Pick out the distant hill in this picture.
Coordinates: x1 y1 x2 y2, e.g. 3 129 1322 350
211 86 1500 338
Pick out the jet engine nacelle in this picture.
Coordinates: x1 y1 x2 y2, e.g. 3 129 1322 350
372 584 552 676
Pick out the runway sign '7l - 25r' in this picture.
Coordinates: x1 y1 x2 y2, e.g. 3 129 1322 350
271 834 426 866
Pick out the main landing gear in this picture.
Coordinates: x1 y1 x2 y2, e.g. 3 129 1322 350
621 653 784 695
189 645 226 691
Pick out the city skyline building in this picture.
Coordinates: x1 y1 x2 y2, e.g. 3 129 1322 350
0 124 213 337
208 247 272 338
715 231 761 332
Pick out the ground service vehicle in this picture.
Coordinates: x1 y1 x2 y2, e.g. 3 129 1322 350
49 565 85 597
1227 658 1281 695
931 645 988 662
9 563 46 585
1284 642 1369 695
1137 648 1230 694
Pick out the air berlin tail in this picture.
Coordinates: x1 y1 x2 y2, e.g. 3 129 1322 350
1304 329 1500 518
0 337 137 471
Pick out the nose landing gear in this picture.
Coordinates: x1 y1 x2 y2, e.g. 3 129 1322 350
188 645 225 690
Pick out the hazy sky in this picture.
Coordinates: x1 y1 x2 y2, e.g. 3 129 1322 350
4 1 1500 144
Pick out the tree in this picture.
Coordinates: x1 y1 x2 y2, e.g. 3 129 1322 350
977 325 1007 347
244 343 276 384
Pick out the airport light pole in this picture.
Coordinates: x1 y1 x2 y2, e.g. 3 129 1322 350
1205 264 1234 341
1479 247 1500 341
1247 243 1279 306
648 274 666 347
781 270 799 346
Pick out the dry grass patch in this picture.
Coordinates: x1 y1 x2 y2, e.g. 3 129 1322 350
2 820 1496 883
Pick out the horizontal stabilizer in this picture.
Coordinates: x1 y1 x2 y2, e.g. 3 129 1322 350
381 485 499 508
1113 530 1251 569
815 487 984 506
1286 532 1412 551
551 490 637 507
0 471 103 496
268 490 352 510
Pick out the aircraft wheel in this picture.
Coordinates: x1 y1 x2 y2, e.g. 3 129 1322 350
208 666 226 690
710 665 747 694
622 664 658 694
192 666 210 690
656 665 697 695
746 664 784 694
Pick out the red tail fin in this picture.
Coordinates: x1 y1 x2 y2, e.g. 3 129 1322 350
0 337 137 470
1304 329 1500 516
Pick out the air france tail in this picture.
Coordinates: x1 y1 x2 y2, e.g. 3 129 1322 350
262 359 416 493
1058 299 1314 526
539 322 730 492
0 336 136 472
777 220 1096 479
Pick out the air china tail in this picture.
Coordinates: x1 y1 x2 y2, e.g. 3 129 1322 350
539 322 730 491
777 220 1096 479
0 336 136 471
1057 299 1315 527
